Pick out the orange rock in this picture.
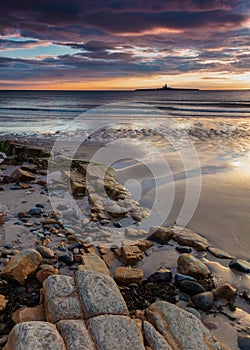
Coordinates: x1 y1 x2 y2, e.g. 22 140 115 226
0 294 8 312
12 304 46 324
36 266 59 284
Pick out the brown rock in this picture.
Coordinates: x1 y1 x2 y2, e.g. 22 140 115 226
10 168 36 182
213 283 237 302
21 164 38 173
40 218 57 225
119 245 144 265
18 183 32 189
71 181 86 197
0 214 3 225
1 249 42 285
114 267 144 285
177 253 211 277
0 294 8 312
36 266 59 284
78 253 110 276
12 305 46 324
172 226 208 250
148 226 173 244
207 247 235 259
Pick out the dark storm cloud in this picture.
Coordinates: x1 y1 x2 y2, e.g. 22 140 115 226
0 0 249 84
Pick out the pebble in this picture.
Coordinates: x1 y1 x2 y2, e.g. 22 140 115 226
238 335 250 350
3 242 13 249
35 204 44 208
11 184 22 190
147 268 172 283
175 273 197 284
212 283 237 302
192 291 214 311
28 207 44 216
178 280 206 296
58 253 74 266
36 245 55 258
176 246 192 254
229 259 250 274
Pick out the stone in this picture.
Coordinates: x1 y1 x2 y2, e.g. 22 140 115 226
172 226 208 250
192 292 214 311
36 245 54 258
12 304 46 324
114 267 144 285
28 207 43 216
177 254 211 277
175 273 197 284
135 239 154 252
119 245 144 265
21 163 38 173
178 280 206 296
87 315 145 350
124 227 148 239
238 335 250 350
36 265 59 284
3 321 66 350
146 301 220 350
143 321 173 350
147 268 172 283
0 213 3 225
75 270 129 318
43 275 83 323
1 249 42 285
71 181 86 197
229 259 250 273
207 246 235 259
0 294 8 312
212 283 237 302
148 226 173 244
175 246 192 254
58 253 74 266
40 218 57 225
99 249 116 268
78 253 110 276
10 168 36 182
57 320 96 350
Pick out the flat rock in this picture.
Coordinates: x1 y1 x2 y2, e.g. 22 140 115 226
1 249 42 285
172 226 208 250
36 265 59 284
147 268 172 283
75 270 129 318
0 294 8 312
146 301 221 350
57 320 96 350
177 254 211 277
78 253 110 276
143 321 173 350
148 226 173 244
192 292 214 311
229 259 250 273
10 168 36 182
87 315 145 350
119 245 144 265
124 227 148 239
12 305 46 324
3 321 66 350
207 246 235 259
178 280 206 296
114 267 144 285
36 245 55 258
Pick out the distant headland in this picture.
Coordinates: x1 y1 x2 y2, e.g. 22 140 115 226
135 84 199 91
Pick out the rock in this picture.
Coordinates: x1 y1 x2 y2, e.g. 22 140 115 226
175 273 197 284
178 280 206 296
238 335 250 350
0 294 8 312
28 207 43 216
87 315 145 350
99 249 116 268
36 265 59 284
212 283 237 302
207 247 235 259
177 254 211 277
192 292 214 311
146 301 220 350
43 275 83 323
78 253 110 276
114 267 144 285
71 181 86 197
40 218 57 225
57 320 96 350
36 246 54 258
124 227 148 239
229 259 250 273
175 246 192 254
0 213 3 225
172 226 208 250
147 268 172 283
119 245 144 265
75 270 129 318
12 305 46 324
148 226 173 244
58 253 74 266
134 239 154 252
21 164 38 173
3 321 66 350
1 249 42 285
10 168 36 182
143 321 172 350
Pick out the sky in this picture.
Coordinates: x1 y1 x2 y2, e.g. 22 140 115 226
0 0 249 90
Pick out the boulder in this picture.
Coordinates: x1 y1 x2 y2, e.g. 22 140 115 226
1 249 42 285
87 314 145 350
3 321 66 350
78 253 110 276
177 254 211 277
57 320 96 350
75 270 129 318
148 226 173 244
114 267 144 285
146 301 221 350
